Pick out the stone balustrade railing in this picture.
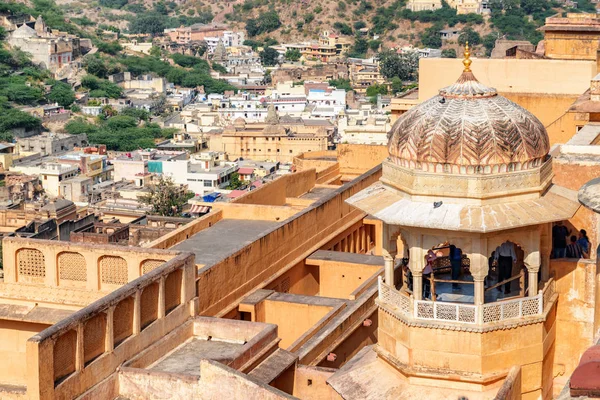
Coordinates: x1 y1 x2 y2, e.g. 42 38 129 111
25 252 197 400
378 276 556 326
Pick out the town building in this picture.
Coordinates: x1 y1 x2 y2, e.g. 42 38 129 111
318 30 353 55
439 27 460 41
348 58 386 94
156 132 204 153
111 149 187 183
221 105 329 163
161 151 237 195
164 23 230 44
7 16 77 73
338 107 391 145
540 13 600 60
204 30 245 52
16 132 88 156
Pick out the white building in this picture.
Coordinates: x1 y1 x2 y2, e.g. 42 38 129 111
307 88 346 115
338 106 391 145
162 152 237 195
205 31 246 53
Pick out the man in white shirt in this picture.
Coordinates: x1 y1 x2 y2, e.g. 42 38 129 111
494 241 517 294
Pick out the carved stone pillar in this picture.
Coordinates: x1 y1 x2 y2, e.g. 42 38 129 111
413 271 423 301
406 229 424 300
473 277 485 305
528 268 540 295
470 238 488 305
525 228 541 297
384 254 394 287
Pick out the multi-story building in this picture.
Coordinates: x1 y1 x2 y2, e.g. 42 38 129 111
16 132 88 156
306 86 347 115
318 30 353 55
204 31 245 52
274 42 337 62
338 108 391 145
112 149 188 183
162 152 237 195
540 13 600 60
221 105 329 163
56 153 113 184
7 16 76 72
349 59 386 94
164 23 230 44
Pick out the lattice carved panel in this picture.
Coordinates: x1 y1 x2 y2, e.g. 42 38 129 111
83 313 106 364
113 297 134 346
165 269 182 314
140 283 159 330
53 329 76 382
99 256 128 286
140 259 165 275
58 252 87 283
17 248 45 282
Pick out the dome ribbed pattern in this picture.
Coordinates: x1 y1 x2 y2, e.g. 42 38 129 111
387 71 550 170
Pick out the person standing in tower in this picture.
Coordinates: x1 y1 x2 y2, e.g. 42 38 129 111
449 245 462 290
494 241 517 294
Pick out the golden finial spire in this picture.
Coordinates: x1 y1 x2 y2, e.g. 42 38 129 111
463 41 472 72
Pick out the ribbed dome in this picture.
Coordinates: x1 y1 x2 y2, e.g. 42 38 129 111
387 70 550 174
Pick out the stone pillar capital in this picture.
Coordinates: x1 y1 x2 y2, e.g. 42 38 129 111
524 262 540 273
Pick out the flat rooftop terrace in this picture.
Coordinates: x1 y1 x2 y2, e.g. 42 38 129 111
173 219 279 266
149 337 245 376
299 186 337 201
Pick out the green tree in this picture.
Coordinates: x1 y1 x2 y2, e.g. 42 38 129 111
3 84 44 105
304 13 314 24
379 50 419 81
368 40 381 51
329 78 352 91
227 172 242 189
348 37 369 58
260 47 280 66
284 48 302 61
390 77 403 94
354 21 366 30
246 11 281 36
333 22 352 35
441 48 457 58
420 23 443 48
458 27 481 46
120 107 150 121
212 62 228 73
47 81 75 107
83 55 108 78
366 83 388 97
99 0 127 8
96 41 122 55
65 118 97 135
483 33 498 56
149 46 162 57
129 12 167 36
139 176 190 216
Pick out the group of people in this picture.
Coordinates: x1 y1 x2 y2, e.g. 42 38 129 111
552 221 590 259
403 222 591 301
422 244 463 299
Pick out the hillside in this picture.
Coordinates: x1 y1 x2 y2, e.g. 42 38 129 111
3 0 573 58
56 0 570 57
